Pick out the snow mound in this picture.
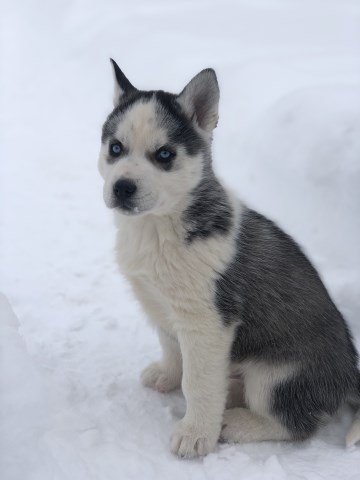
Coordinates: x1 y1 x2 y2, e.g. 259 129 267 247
0 294 59 480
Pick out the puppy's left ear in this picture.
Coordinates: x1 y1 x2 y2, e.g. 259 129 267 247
110 58 137 106
177 69 219 133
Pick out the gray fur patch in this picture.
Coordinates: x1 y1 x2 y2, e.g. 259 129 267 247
182 168 233 243
215 207 359 438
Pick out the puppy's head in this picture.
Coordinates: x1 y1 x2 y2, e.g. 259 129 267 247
98 59 219 216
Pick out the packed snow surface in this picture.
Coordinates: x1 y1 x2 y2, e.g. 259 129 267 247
1 1 360 479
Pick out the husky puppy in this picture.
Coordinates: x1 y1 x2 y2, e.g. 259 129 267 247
98 59 360 457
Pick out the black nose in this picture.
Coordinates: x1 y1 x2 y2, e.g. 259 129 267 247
113 179 137 201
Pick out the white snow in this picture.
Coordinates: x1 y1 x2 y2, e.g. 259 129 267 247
1 0 360 478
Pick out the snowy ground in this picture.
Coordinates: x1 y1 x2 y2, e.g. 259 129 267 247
1 0 360 478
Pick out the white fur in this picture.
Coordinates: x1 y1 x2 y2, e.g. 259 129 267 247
115 194 242 457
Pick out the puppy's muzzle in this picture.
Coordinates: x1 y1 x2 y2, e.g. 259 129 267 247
113 177 136 202
111 178 138 211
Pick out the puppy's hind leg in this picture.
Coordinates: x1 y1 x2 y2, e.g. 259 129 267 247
226 378 246 409
220 408 291 443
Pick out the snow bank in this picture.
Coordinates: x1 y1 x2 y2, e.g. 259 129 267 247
0 294 60 480
1 289 360 479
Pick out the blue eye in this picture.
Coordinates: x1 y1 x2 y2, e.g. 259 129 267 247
110 142 122 157
156 148 174 162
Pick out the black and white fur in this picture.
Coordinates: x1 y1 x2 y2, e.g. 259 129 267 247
98 59 360 457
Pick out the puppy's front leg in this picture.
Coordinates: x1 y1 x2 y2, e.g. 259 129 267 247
129 278 183 393
171 317 233 458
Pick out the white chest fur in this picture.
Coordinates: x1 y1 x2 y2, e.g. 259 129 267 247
114 198 242 328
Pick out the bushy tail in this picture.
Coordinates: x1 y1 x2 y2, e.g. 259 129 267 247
346 372 360 447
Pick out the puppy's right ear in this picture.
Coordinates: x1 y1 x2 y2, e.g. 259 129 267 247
110 58 137 106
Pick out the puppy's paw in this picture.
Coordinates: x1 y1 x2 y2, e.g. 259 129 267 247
220 408 290 444
220 409 241 443
141 362 180 393
170 420 219 458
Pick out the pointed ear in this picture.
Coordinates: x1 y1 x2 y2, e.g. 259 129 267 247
110 58 137 106
177 69 219 133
